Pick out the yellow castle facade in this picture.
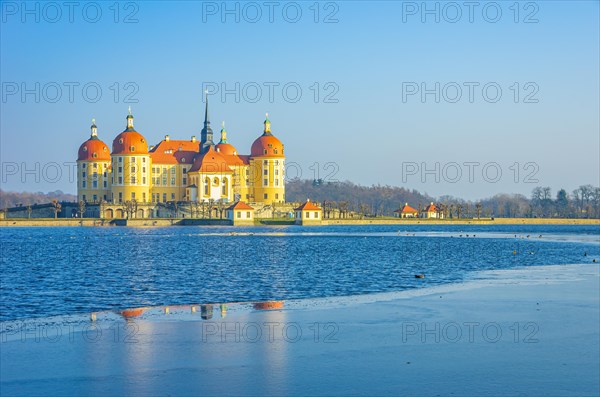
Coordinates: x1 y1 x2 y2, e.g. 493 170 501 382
77 98 285 206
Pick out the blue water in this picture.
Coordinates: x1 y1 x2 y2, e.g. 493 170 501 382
0 224 598 321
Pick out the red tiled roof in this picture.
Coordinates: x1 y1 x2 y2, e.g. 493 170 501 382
294 200 321 211
424 202 438 212
149 139 199 164
251 134 284 157
226 201 254 210
78 137 111 161
188 146 233 173
112 130 149 154
394 203 418 213
215 142 238 156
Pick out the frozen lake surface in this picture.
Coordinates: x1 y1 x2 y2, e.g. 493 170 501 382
0 224 598 321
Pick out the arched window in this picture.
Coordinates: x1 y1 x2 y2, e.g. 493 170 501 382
222 178 228 196
204 177 210 195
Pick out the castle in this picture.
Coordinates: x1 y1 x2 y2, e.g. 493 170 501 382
76 96 286 212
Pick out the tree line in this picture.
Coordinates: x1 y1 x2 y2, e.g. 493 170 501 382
1 182 599 219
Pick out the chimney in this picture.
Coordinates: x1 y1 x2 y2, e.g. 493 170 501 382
165 135 170 142
191 136 196 142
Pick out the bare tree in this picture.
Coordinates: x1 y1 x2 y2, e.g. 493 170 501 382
51 200 61 219
78 200 86 218
26 205 32 219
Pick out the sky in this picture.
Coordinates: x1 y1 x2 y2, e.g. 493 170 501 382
1 0 598 200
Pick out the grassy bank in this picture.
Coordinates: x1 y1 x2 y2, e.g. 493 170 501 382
0 217 598 227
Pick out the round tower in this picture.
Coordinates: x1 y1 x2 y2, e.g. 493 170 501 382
77 119 112 203
110 107 151 209
249 114 285 204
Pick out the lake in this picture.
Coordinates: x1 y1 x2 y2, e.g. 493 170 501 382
0 224 598 321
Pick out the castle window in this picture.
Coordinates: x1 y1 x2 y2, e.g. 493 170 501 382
82 163 86 168
118 177 123 184
83 147 87 151
93 195 97 201
171 168 176 174
163 193 167 202
93 153 97 158
131 192 135 199
246 211 250 218
82 195 86 201
306 212 310 219
182 158 186 163
103 181 107 188
142 167 146 173
82 171 86 178
93 181 98 188
171 178 175 185
183 178 187 185
275 169 279 175
315 212 319 218
103 172 107 177
118 157 122 163
264 149 267 154
131 176 136 184
143 193 146 202
264 193 268 199
264 169 268 175
274 149 278 154
221 179 228 196
268 144 272 148
143 177 146 184
131 167 136 172
183 168 187 174
119 138 123 144
118 167 122 173
264 179 268 186
237 211 241 219
263 160 268 165
275 179 279 186
275 193 279 199
82 181 86 188
142 158 146 163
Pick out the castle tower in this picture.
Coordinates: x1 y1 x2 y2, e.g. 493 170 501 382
77 119 112 203
200 92 214 153
249 114 285 204
110 107 151 213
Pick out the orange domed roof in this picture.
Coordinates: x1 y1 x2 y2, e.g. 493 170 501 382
112 130 148 155
78 137 111 161
215 142 238 156
251 134 284 157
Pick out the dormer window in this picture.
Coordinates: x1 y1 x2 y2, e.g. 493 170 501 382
274 149 278 154
103 147 107 151
264 149 267 154
130 146 135 152
119 138 123 144
182 158 186 163
93 153 98 158
83 147 88 151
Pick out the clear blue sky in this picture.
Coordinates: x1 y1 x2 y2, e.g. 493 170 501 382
1 1 598 199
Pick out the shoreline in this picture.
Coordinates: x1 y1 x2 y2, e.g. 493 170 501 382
1 217 598 227
1 263 598 396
